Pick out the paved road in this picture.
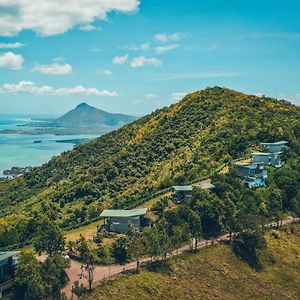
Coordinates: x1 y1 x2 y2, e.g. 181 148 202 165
62 216 298 299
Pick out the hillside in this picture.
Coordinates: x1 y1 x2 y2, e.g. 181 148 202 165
85 225 300 300
1 87 300 246
54 102 136 128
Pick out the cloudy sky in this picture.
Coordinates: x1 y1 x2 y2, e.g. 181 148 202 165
0 0 299 115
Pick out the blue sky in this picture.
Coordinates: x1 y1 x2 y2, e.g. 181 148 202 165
0 0 299 116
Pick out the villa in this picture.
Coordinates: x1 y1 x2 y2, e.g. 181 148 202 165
252 141 288 168
100 208 151 233
0 251 18 298
260 141 289 153
234 162 267 188
171 186 193 204
252 152 284 168
198 182 216 190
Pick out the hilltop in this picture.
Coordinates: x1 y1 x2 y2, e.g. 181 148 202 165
54 102 136 128
84 225 300 300
0 87 300 247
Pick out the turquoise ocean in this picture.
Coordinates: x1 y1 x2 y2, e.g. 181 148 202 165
0 115 98 177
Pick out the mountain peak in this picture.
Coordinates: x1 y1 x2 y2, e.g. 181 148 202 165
76 102 90 109
55 102 135 128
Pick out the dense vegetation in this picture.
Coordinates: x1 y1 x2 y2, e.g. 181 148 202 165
84 224 300 300
1 87 300 248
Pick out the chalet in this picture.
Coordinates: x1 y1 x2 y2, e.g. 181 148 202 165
252 152 284 168
233 162 267 188
0 251 18 298
260 141 288 153
171 186 193 204
198 182 216 190
100 208 150 233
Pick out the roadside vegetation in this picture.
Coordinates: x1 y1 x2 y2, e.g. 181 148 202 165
84 224 300 300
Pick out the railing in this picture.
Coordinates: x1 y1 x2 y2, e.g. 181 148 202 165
0 278 15 292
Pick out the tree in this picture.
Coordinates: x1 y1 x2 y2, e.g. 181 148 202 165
221 197 237 242
128 224 144 272
41 254 70 299
143 226 161 262
269 188 284 228
156 221 173 263
77 236 95 292
188 210 202 251
112 235 130 264
34 217 65 256
291 192 300 222
14 251 45 300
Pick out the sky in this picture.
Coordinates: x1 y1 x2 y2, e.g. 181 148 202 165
0 0 299 116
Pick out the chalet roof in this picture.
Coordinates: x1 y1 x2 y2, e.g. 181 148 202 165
0 251 18 263
260 141 288 146
100 208 148 218
199 183 216 190
172 185 193 191
252 152 282 156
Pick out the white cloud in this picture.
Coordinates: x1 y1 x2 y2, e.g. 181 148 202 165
145 93 156 100
157 72 245 81
0 52 24 70
32 63 73 75
127 43 151 51
154 32 188 43
130 56 162 68
0 42 25 49
0 81 118 97
97 69 112 76
170 92 188 102
0 0 140 36
79 24 101 31
154 44 179 54
113 54 128 65
53 56 66 62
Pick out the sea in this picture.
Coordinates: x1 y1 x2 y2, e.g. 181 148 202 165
0 115 98 177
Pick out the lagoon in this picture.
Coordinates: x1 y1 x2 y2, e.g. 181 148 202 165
0 115 98 177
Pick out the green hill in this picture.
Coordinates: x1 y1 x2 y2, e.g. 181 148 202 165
84 225 300 300
1 87 300 247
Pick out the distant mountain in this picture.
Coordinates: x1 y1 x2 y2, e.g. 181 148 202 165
53 102 136 128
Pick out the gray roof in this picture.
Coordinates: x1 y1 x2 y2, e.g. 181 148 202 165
234 162 261 169
199 183 216 190
100 208 148 218
252 152 282 156
172 185 193 191
260 141 288 146
0 251 18 263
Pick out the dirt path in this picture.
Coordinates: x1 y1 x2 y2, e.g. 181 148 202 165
62 216 297 299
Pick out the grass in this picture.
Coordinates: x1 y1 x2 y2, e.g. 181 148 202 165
84 224 300 300
64 220 103 243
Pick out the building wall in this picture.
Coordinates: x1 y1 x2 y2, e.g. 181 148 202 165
253 154 281 167
110 217 140 233
261 144 286 153
173 191 192 205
